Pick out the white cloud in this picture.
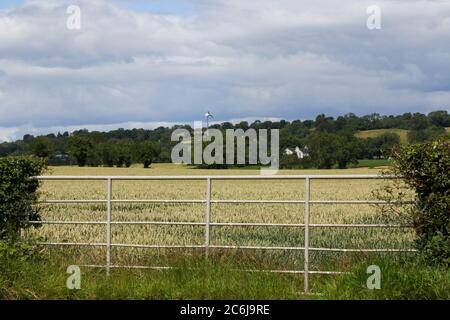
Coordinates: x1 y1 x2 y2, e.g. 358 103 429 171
0 0 449 140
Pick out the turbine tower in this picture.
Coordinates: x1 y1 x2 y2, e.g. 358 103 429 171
205 111 214 129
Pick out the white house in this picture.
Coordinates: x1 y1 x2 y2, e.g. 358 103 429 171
284 146 309 159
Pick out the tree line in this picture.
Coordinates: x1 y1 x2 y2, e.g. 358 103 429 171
0 110 448 169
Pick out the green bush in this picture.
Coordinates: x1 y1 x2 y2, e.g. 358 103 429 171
0 156 46 241
0 240 40 263
390 137 449 266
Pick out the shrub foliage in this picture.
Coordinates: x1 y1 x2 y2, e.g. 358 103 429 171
389 137 449 266
0 156 46 241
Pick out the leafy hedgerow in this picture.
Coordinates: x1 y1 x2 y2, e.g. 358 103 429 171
387 137 449 266
0 156 46 241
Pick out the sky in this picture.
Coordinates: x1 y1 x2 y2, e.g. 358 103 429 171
0 0 450 141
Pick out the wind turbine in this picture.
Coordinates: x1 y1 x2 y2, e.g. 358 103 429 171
205 111 214 129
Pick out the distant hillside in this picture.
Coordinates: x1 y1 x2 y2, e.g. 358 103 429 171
1 111 449 169
355 129 409 144
356 127 450 144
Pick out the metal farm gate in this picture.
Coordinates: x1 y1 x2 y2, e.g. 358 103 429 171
31 175 415 293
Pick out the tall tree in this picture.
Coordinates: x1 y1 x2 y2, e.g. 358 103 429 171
138 141 161 168
67 136 94 167
306 131 336 169
98 142 116 167
29 136 54 158
428 110 450 127
114 140 134 167
334 133 359 169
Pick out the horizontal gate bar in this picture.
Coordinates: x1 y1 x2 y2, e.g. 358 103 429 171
309 247 417 252
30 220 413 228
37 199 412 205
37 199 205 204
37 174 397 180
79 264 349 275
38 242 106 247
38 200 107 204
37 242 416 253
29 221 107 225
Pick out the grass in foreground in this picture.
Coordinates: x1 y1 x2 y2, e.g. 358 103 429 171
1 247 448 300
316 256 450 300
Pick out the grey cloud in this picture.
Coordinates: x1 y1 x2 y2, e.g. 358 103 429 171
0 0 450 140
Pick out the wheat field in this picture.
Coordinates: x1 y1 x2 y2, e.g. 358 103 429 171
24 164 416 271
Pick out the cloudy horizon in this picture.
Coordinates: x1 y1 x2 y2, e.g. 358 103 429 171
1 0 450 141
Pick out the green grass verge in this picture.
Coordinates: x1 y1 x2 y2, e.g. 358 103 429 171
318 255 450 299
1 253 304 300
1 247 448 300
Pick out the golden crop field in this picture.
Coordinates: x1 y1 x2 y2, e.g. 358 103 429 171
24 164 416 271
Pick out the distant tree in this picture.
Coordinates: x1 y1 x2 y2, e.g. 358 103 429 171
260 121 273 130
0 142 21 157
334 133 359 169
279 127 303 151
408 127 447 144
23 134 34 142
408 130 428 144
86 147 101 167
315 114 335 132
410 112 429 130
428 110 450 127
159 150 171 163
98 142 116 167
359 133 400 159
235 121 249 130
114 140 134 168
249 120 261 129
281 120 309 141
334 116 348 131
303 120 314 128
2 110 449 166
279 154 301 169
306 131 336 169
67 136 94 167
221 122 234 130
29 136 54 158
375 133 401 158
138 141 161 168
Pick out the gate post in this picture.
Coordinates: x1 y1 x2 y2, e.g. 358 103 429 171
106 177 112 276
304 177 311 293
205 177 212 256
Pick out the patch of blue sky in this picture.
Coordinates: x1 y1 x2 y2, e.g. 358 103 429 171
116 0 194 16
0 0 24 9
0 1 194 15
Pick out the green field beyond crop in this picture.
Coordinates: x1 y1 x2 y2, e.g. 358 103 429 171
355 129 409 143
